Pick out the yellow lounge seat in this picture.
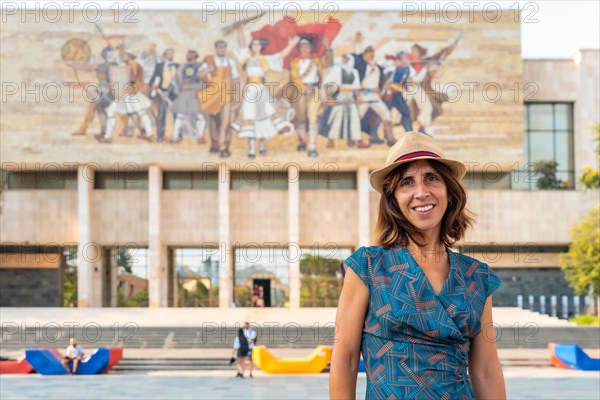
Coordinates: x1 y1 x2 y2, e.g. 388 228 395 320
251 345 332 374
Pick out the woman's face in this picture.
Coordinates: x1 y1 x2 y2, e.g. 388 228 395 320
394 160 448 240
251 40 262 54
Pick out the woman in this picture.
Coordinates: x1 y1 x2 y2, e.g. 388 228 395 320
330 131 506 399
233 26 298 158
319 54 363 148
233 328 250 378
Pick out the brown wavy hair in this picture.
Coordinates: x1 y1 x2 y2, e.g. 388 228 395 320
374 159 473 248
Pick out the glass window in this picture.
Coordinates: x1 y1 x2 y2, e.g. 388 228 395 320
95 171 148 189
192 172 218 190
164 172 192 190
554 104 573 131
5 171 77 190
163 172 218 190
554 132 572 172
109 248 149 307
174 248 219 307
522 103 574 190
259 171 288 190
231 171 288 190
299 247 352 307
234 247 290 307
529 131 554 161
299 172 357 189
527 104 553 130
95 172 124 189
123 172 149 190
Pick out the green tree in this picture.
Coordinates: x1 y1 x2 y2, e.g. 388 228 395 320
63 247 78 307
125 289 149 307
116 249 133 274
579 123 600 190
534 160 564 190
560 206 600 315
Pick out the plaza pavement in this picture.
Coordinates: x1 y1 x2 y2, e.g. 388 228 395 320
1 366 599 400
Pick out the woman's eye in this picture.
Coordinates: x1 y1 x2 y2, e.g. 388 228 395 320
427 174 440 182
400 179 412 187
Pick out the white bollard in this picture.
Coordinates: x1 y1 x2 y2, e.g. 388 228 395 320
528 295 535 311
584 296 591 314
573 296 580 315
561 295 569 319
517 295 523 309
551 295 557 318
540 295 546 315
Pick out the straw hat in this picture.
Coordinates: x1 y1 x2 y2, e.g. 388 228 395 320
369 131 466 194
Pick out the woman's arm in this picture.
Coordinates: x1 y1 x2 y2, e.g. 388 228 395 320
468 296 506 399
329 268 369 400
236 25 246 49
279 35 300 60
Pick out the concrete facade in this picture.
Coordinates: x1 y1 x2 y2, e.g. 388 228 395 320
0 10 598 309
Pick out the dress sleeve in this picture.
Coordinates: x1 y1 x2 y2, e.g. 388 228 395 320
340 246 370 289
483 263 502 299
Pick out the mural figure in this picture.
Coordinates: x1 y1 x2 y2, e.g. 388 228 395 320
319 54 363 148
231 25 299 159
382 51 413 133
70 47 114 137
289 38 326 157
65 16 461 153
169 50 212 144
199 40 240 158
404 34 461 134
353 32 397 148
150 48 179 143
95 46 154 143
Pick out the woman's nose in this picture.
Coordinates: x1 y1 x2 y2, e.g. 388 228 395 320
413 180 430 198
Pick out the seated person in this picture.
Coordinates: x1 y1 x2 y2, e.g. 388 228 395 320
61 337 84 375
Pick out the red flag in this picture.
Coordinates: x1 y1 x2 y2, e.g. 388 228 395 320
251 17 341 68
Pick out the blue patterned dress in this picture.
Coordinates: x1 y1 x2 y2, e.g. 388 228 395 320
342 246 502 399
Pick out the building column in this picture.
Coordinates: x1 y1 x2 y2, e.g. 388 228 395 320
288 165 300 308
77 164 101 307
148 165 168 307
357 166 371 247
218 163 232 308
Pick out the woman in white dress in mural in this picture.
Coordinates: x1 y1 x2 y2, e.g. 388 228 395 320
232 25 299 158
319 54 363 148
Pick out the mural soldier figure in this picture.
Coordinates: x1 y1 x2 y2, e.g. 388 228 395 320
150 48 179 143
95 46 154 143
289 38 324 158
71 47 114 137
352 32 397 148
382 51 413 134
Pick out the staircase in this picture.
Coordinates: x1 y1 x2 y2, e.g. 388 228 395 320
1 325 597 351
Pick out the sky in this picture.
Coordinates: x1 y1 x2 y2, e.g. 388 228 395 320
5 1 600 58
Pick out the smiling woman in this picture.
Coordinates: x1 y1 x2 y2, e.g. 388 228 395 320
330 131 507 400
